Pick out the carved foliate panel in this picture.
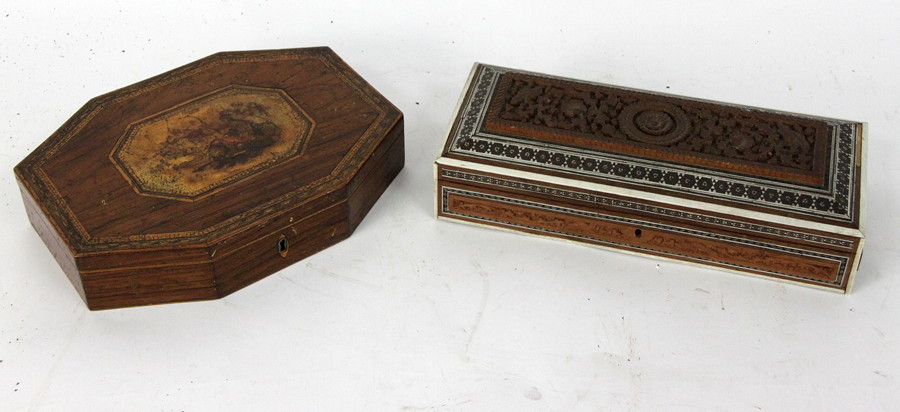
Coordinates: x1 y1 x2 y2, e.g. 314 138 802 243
447 65 862 226
489 75 823 173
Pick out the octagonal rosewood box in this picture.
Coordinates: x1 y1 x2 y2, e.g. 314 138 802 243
436 64 865 292
16 47 404 309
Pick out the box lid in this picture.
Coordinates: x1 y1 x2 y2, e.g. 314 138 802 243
15 47 402 255
438 64 865 235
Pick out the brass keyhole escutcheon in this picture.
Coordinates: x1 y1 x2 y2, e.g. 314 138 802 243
277 235 289 257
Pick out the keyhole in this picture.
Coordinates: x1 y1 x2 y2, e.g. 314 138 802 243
277 235 289 257
634 229 642 238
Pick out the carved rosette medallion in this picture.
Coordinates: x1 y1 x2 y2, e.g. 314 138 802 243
618 101 691 145
111 85 314 201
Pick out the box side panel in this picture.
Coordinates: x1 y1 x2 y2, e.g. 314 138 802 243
347 119 404 229
844 237 865 293
844 122 867 291
77 247 212 272
212 200 351 297
17 177 85 304
437 165 859 292
80 263 218 310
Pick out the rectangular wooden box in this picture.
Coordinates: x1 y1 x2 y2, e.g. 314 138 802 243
435 64 865 292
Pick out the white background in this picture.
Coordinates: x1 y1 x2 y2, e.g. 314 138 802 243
1 1 898 410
